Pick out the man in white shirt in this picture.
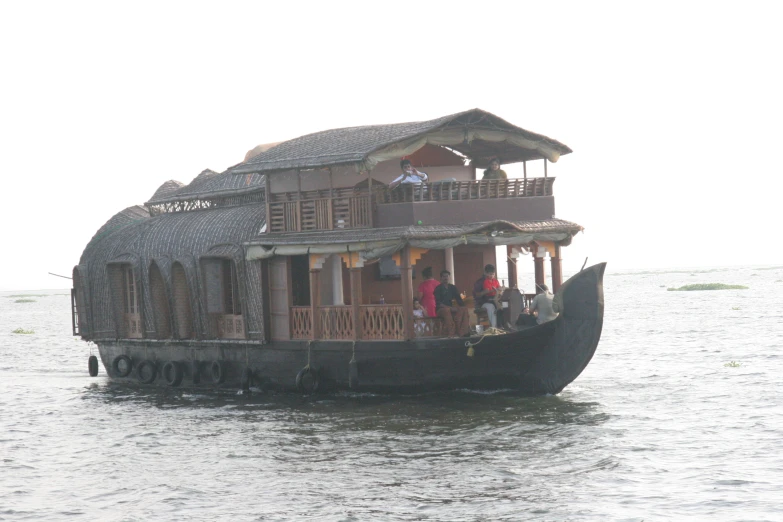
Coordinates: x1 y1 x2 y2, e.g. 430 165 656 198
529 284 559 325
390 159 428 189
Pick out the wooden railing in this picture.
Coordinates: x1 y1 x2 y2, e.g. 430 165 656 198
360 305 404 340
319 305 355 340
377 177 555 204
290 304 406 340
266 178 553 233
268 187 372 233
291 307 312 339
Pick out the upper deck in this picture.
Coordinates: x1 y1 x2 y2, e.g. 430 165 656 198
266 168 555 233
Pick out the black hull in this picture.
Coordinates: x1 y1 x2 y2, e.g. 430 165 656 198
96 263 605 395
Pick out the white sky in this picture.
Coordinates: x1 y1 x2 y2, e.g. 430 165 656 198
1 1 781 291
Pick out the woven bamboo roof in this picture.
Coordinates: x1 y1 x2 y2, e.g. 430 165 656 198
250 219 582 246
81 204 266 267
231 109 572 175
145 169 265 206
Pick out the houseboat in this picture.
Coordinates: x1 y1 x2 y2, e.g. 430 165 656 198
72 109 605 394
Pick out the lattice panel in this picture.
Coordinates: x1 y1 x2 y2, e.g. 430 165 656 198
360 305 404 340
319 306 354 339
217 314 245 339
290 307 313 339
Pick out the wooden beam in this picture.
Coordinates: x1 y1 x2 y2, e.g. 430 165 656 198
399 245 414 340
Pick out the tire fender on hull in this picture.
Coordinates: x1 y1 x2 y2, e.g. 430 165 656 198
112 355 133 378
137 360 158 385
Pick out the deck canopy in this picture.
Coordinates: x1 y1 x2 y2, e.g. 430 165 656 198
231 109 572 175
246 218 582 264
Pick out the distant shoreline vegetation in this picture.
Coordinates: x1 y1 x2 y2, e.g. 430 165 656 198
667 283 749 292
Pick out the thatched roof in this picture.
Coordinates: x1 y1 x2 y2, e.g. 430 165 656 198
231 109 572 175
145 169 265 206
250 219 582 246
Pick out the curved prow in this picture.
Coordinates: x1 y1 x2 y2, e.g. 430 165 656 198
525 263 607 394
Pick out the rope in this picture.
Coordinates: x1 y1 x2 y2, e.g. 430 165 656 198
464 327 505 357
306 340 312 369
349 340 356 363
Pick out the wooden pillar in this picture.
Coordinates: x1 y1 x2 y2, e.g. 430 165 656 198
309 269 321 340
534 248 546 294
367 171 374 228
350 267 362 340
506 245 518 288
264 174 271 233
445 247 455 284
551 245 562 294
331 254 344 305
399 246 414 340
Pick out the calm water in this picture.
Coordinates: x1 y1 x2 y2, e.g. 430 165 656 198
1 266 782 521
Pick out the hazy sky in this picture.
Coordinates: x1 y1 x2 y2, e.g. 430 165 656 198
1 1 781 291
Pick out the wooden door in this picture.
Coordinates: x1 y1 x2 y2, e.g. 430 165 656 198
269 257 291 340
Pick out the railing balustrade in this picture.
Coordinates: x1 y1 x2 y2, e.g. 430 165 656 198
377 178 555 204
267 178 553 233
290 307 312 339
360 305 404 340
319 305 354 340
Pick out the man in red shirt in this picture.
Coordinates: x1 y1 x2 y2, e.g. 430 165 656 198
473 264 505 328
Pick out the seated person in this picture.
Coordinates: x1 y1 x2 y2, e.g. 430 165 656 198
529 284 559 324
473 264 506 329
515 305 538 328
433 270 470 337
390 159 428 189
482 157 508 180
413 298 427 335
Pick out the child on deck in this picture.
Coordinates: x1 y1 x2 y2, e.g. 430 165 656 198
413 298 427 335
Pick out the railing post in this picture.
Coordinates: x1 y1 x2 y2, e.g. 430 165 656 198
350 267 362 340
309 269 321 340
399 245 414 340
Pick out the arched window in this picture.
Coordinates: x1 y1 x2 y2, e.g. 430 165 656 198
149 262 172 339
107 264 143 339
202 258 245 339
172 262 194 339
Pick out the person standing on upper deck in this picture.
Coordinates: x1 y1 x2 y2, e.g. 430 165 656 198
481 157 507 180
389 159 428 189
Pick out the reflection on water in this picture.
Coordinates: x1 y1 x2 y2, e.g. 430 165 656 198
2 268 783 520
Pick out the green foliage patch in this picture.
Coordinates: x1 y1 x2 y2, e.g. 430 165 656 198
12 328 34 334
14 299 36 303
667 283 748 291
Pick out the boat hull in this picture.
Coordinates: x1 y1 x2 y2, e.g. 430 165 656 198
96 263 605 395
